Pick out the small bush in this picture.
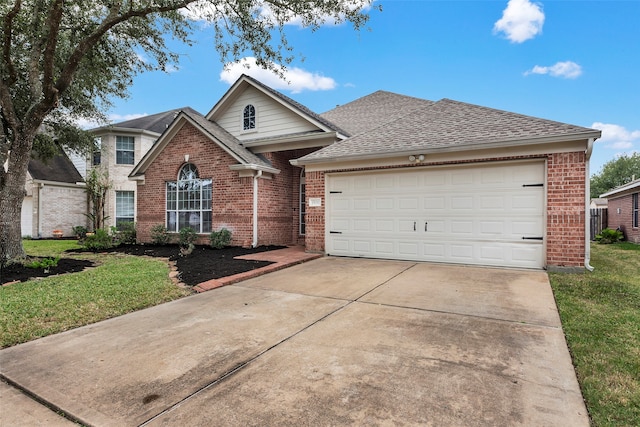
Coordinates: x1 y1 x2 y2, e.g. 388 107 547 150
117 222 136 244
72 225 87 238
209 228 232 249
595 228 624 244
82 229 114 251
150 224 171 245
179 227 197 248
25 257 60 270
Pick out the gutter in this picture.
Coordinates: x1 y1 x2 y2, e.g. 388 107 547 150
584 137 596 272
252 170 263 248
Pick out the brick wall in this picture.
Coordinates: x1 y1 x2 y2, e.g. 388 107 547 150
136 123 312 247
38 184 88 237
608 194 640 243
137 122 254 246
305 152 589 268
546 152 586 267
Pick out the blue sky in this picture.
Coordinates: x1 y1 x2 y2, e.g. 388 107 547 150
106 0 640 175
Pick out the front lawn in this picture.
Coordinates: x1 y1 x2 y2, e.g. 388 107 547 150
549 242 640 426
0 240 191 348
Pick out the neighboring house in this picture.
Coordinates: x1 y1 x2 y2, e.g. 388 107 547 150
22 148 86 238
89 108 199 229
131 74 601 271
600 178 640 243
590 198 608 209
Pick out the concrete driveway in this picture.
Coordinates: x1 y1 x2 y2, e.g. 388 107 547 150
0 258 588 426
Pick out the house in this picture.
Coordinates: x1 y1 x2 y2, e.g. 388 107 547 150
89 108 199 229
131 75 602 271
590 198 608 209
21 148 86 238
600 178 640 243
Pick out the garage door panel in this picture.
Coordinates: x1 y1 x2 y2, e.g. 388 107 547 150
326 162 545 269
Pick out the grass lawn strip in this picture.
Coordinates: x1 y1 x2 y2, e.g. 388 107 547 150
1 241 190 348
549 242 640 426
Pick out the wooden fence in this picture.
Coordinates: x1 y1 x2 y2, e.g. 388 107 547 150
590 208 608 240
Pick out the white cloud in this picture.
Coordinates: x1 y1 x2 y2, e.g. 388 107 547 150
220 57 337 93
592 122 640 150
494 0 545 43
524 61 583 79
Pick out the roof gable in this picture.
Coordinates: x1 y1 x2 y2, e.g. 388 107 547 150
297 97 601 163
207 75 347 142
130 109 277 178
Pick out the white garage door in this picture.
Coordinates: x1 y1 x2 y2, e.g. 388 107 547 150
326 161 545 269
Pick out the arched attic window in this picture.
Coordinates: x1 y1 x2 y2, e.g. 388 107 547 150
166 163 212 233
243 104 256 131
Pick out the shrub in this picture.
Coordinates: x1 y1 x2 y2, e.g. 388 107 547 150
150 224 171 245
179 227 197 248
209 228 232 249
82 228 114 251
72 225 87 238
117 222 136 244
25 257 59 270
595 228 624 244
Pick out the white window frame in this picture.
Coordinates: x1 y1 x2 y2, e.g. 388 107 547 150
115 191 135 227
166 164 212 233
633 193 639 228
116 135 135 165
242 104 257 132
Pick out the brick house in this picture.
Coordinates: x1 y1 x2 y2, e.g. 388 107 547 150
131 75 601 271
21 148 86 238
600 178 640 243
88 108 199 229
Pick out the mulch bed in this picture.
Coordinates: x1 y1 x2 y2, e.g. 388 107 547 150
1 258 95 285
1 245 285 287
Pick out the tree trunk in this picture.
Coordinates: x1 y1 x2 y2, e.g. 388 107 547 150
1 130 35 266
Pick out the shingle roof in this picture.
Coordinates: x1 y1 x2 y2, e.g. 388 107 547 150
97 107 201 134
29 148 83 184
299 98 601 162
320 91 434 137
181 109 273 168
600 178 640 198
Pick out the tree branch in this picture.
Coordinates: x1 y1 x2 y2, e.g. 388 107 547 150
1 0 22 86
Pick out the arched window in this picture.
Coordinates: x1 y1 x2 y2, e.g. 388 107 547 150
166 164 212 233
299 169 306 235
243 104 256 130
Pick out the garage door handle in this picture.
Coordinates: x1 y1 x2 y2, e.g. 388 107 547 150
413 222 416 231
425 222 428 232
330 231 342 234
522 236 543 240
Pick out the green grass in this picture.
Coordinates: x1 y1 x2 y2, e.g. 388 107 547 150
1 240 191 348
549 242 640 427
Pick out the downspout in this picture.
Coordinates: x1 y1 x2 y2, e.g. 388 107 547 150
584 138 595 271
37 183 44 238
252 170 263 248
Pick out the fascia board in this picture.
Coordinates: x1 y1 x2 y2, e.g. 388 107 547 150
229 163 281 175
130 113 249 178
600 180 640 198
91 126 161 139
293 132 601 166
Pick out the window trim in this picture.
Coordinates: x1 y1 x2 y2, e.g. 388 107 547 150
242 104 257 132
633 192 639 228
115 135 135 165
166 164 212 234
115 190 135 227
